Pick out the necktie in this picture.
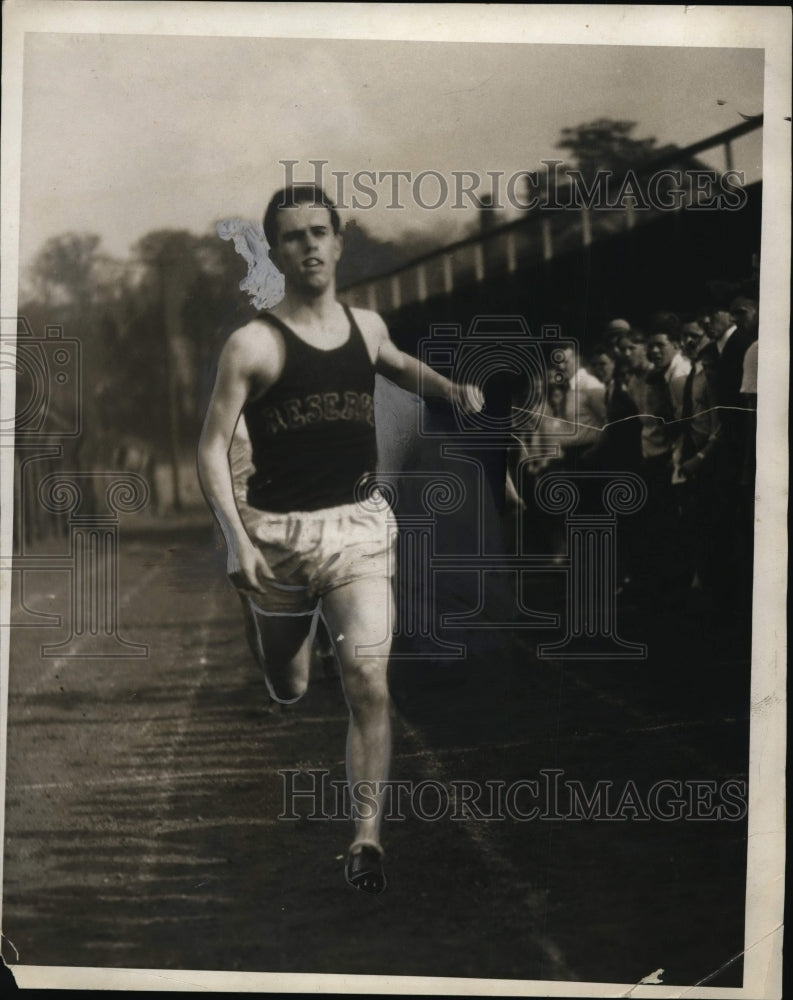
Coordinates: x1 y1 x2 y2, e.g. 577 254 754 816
681 367 697 461
682 367 695 422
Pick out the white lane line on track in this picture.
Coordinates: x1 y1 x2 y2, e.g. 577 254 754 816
283 713 745 774
8 555 168 700
400 718 579 982
13 765 292 791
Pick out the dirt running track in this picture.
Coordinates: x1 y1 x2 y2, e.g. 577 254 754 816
2 516 749 988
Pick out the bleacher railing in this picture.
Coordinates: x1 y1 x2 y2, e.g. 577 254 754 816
340 118 762 313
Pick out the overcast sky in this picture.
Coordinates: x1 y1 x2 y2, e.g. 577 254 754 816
19 33 764 269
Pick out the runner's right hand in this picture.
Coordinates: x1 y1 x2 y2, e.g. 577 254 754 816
227 542 275 593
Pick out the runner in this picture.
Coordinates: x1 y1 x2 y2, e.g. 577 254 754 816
197 184 482 894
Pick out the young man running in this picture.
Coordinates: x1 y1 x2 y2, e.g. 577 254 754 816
198 184 481 894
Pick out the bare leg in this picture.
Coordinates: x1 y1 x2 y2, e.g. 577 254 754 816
321 576 394 853
238 593 316 704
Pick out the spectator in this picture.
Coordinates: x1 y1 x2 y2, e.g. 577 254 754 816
736 299 759 614
641 313 691 465
612 330 634 378
635 313 691 597
527 379 570 472
739 332 758 491
673 318 721 479
672 318 721 598
512 376 569 556
589 344 615 390
589 341 643 591
699 298 754 612
730 296 759 343
621 329 654 412
734 294 759 495
588 344 642 472
553 344 607 468
603 317 632 355
700 300 753 463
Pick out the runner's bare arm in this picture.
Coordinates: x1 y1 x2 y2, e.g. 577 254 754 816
197 327 278 592
361 311 484 411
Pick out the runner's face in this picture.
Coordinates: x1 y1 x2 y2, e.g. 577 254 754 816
269 204 342 292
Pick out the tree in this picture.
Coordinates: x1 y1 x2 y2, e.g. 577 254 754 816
517 118 714 252
555 118 682 180
25 232 104 309
336 217 474 289
21 232 123 477
336 219 413 287
18 225 257 514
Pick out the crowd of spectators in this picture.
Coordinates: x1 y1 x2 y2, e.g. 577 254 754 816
512 294 759 616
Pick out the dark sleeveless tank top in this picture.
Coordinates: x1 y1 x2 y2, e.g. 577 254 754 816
242 305 377 512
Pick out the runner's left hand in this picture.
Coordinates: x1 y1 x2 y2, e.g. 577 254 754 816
453 382 485 414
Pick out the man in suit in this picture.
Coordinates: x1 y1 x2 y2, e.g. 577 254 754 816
700 301 753 473
699 299 754 611
589 343 642 472
672 318 721 597
636 314 691 598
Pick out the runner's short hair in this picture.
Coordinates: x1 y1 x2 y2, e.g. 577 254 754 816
263 185 341 247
